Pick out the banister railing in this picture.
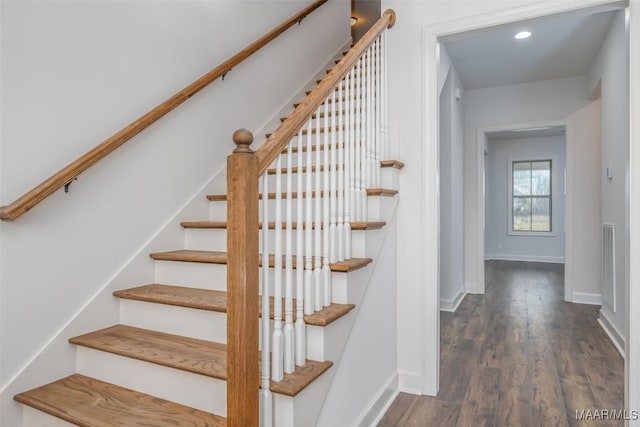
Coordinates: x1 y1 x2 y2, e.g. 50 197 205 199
226 9 395 427
255 9 396 174
0 0 328 222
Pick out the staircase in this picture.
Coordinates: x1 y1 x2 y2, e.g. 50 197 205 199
13 11 399 427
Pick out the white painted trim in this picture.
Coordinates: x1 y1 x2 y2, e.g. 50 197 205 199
564 119 576 304
421 27 440 396
572 292 602 305
484 253 564 264
422 0 635 402
627 2 640 420
599 308 625 358
478 120 567 291
397 370 423 395
440 289 466 312
351 373 399 427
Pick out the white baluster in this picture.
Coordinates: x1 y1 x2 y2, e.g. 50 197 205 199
354 57 362 222
272 157 284 382
313 106 322 312
382 30 389 160
367 43 374 191
322 97 331 307
304 119 314 315
345 68 354 259
360 48 371 221
260 174 272 427
375 37 381 188
295 132 306 366
284 143 294 374
330 85 338 264
337 78 345 262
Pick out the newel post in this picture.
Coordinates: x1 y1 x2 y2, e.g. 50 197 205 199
227 129 260 427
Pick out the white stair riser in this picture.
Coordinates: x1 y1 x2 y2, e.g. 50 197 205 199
120 299 227 343
119 299 348 362
75 346 330 426
75 347 227 415
22 407 75 427
154 261 227 291
306 312 353 362
331 267 368 305
184 228 369 258
380 166 399 189
274 366 334 427
153 259 354 302
210 195 395 222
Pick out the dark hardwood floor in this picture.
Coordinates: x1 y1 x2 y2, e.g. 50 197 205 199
379 260 624 426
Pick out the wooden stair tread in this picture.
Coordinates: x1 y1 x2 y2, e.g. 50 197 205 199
266 160 400 175
14 374 226 427
180 220 386 231
69 325 331 396
207 188 398 201
114 284 355 327
149 250 372 272
380 159 405 169
266 125 344 139
281 110 346 122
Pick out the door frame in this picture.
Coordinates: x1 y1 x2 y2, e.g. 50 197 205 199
421 0 640 417
473 120 569 295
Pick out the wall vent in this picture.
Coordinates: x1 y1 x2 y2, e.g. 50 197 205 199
602 223 616 312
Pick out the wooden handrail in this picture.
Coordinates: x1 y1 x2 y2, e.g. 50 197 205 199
255 9 396 174
0 0 328 222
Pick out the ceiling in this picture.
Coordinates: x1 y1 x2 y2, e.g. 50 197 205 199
441 5 625 90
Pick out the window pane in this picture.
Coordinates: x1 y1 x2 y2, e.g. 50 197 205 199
532 197 551 231
531 161 550 195
513 162 531 196
513 197 531 231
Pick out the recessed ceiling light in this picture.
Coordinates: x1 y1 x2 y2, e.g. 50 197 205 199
514 31 532 40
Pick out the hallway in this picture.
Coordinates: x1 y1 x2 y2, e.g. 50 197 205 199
380 261 624 426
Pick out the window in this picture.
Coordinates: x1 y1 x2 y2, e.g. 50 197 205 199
512 160 551 232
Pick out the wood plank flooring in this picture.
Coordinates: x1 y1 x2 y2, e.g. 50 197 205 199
379 261 624 426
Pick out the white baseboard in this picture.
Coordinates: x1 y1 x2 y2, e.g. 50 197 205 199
598 309 625 358
440 289 466 312
397 370 423 395
485 253 564 264
572 292 602 305
352 373 399 427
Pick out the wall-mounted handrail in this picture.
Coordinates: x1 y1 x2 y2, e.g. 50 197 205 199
254 9 395 174
0 0 328 222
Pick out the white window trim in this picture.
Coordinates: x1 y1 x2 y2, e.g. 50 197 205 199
507 156 558 237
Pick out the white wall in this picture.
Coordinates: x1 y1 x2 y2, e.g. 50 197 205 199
589 10 629 347
567 100 603 305
485 135 565 263
439 56 465 310
0 0 348 400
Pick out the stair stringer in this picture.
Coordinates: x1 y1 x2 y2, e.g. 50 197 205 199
283 195 400 427
315 200 400 427
3 40 351 427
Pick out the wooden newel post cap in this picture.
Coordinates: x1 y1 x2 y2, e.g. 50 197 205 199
232 129 254 153
384 9 396 28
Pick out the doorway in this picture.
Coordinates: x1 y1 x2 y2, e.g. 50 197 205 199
424 0 638 416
